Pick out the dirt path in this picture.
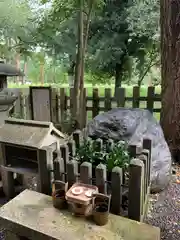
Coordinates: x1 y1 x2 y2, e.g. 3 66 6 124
145 165 180 240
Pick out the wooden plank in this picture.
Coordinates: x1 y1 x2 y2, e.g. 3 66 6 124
116 88 125 107
95 164 107 194
92 88 99 118
29 87 52 122
37 148 51 195
128 145 137 158
53 157 61 181
67 160 78 188
24 95 31 120
132 86 140 108
60 88 66 125
147 86 155 113
80 162 92 184
81 88 87 128
14 89 21 118
66 95 161 102
67 140 76 157
143 139 152 185
73 130 82 149
19 91 24 119
93 138 103 151
55 89 60 123
104 88 112 111
1 167 15 199
111 166 123 214
69 88 74 119
51 88 57 123
60 144 69 181
128 158 144 221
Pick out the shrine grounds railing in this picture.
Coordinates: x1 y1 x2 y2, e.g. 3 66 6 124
42 130 152 222
12 86 161 128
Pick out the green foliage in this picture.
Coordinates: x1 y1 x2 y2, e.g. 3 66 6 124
0 0 160 85
75 138 130 171
106 141 130 171
127 0 159 40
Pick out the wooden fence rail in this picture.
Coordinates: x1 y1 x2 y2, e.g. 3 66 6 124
12 86 161 129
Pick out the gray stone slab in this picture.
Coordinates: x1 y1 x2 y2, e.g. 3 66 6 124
0 118 65 148
0 190 160 240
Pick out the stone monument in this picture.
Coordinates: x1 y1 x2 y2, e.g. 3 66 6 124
0 59 24 124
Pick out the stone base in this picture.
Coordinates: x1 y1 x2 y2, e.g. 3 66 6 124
0 190 160 240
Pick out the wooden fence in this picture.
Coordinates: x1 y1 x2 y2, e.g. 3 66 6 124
42 130 152 222
12 86 161 129
0 127 152 222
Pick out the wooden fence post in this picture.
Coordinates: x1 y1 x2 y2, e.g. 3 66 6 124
67 160 78 188
92 88 99 118
138 153 148 201
53 150 65 182
55 89 61 124
70 88 74 119
95 164 107 194
132 86 140 108
128 158 144 221
143 139 152 185
116 87 125 107
1 169 14 199
104 88 112 111
37 148 51 195
60 144 69 165
20 92 25 119
24 95 30 120
73 130 82 149
106 139 114 152
111 166 123 214
67 140 76 157
93 138 103 151
128 145 137 158
147 86 155 113
51 88 57 123
80 162 92 185
60 88 66 127
60 88 65 124
81 88 87 128
13 89 21 118
142 149 150 187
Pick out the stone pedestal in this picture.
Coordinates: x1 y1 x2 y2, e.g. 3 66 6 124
0 190 160 240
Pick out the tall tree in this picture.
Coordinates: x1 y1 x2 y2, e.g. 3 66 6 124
160 0 180 158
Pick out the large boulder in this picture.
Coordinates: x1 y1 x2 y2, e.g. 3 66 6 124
85 108 172 193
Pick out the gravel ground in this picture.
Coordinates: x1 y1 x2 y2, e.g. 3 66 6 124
145 164 180 240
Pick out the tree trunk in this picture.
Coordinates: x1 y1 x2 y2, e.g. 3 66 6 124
73 0 84 129
22 56 27 85
15 53 20 84
68 61 75 88
160 0 180 156
39 62 44 85
114 63 123 98
79 0 94 128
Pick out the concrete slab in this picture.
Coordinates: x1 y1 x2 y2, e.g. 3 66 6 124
0 190 160 240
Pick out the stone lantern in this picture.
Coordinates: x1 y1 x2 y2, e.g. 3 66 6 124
0 60 24 90
0 60 24 125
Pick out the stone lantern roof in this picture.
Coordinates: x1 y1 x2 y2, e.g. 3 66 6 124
0 60 24 77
